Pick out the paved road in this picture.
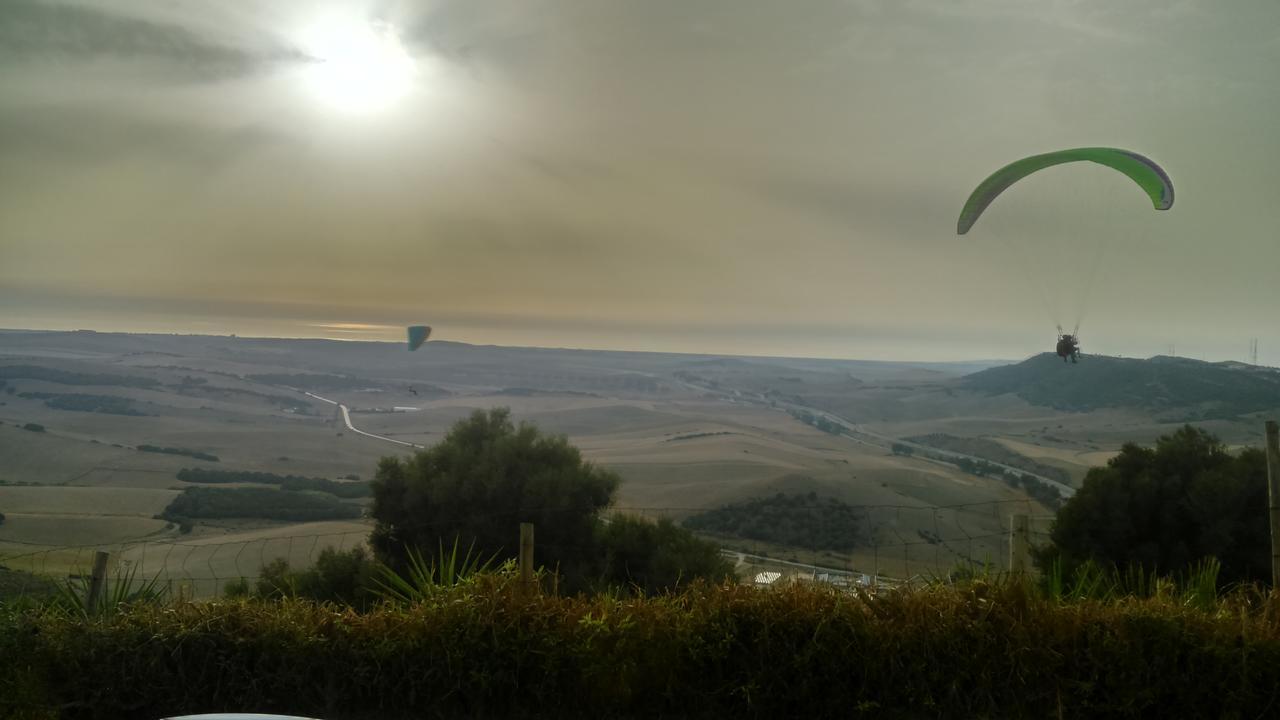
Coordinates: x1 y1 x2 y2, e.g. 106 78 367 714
303 391 424 449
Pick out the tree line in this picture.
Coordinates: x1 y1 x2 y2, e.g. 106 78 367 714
682 492 863 551
176 468 371 498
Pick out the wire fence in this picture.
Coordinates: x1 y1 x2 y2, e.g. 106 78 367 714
0 499 1055 599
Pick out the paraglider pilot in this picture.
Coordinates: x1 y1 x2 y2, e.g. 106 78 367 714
1056 334 1080 364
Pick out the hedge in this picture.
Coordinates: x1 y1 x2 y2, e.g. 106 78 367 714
3 579 1279 719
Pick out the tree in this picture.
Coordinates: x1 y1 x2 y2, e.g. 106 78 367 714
598 515 732 594
369 408 619 584
252 548 378 609
1041 425 1268 585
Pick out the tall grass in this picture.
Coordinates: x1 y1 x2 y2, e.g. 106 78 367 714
1038 556 1224 611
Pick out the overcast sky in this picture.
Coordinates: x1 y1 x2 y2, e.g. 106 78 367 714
1 0 1277 363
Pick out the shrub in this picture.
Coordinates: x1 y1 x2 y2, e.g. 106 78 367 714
683 492 863 551
370 408 618 588
8 580 1280 719
598 515 732 594
254 548 380 609
1042 425 1267 585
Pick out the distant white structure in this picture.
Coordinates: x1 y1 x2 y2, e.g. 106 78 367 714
392 406 420 412
753 571 782 588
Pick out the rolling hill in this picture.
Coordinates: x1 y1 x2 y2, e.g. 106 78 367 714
964 354 1280 419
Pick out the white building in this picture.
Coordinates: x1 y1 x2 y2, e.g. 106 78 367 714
753 571 782 588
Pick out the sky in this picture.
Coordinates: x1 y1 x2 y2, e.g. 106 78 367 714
1 0 1278 363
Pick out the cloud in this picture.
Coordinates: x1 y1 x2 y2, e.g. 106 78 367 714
0 105 290 170
0 0 306 80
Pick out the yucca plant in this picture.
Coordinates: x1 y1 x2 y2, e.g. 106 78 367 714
51 561 169 618
371 536 503 605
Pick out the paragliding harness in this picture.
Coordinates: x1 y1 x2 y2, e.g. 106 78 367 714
1056 326 1080 364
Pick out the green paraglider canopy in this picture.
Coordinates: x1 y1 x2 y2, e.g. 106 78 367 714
957 147 1173 235
407 325 431 351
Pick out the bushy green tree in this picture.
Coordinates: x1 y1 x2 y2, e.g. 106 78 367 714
370 408 619 584
1042 425 1268 585
598 515 733 594
250 548 378 609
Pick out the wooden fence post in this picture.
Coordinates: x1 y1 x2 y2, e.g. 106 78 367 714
1265 421 1280 587
86 550 110 614
519 523 535 596
1009 514 1030 576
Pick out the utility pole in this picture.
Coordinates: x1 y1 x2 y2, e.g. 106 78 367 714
1266 421 1280 587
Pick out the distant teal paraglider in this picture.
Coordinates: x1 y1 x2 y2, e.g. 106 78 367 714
407 325 432 351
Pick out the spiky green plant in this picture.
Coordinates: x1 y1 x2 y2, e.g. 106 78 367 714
50 561 169 618
371 536 502 605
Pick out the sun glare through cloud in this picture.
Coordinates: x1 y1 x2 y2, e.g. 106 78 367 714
300 16 416 115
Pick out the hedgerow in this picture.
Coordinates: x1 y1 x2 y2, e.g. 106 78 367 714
4 578 1280 719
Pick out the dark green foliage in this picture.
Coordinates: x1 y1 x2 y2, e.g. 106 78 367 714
666 431 734 442
370 408 619 586
253 549 379 609
223 577 251 598
1042 425 1268 585
22 423 44 433
965 353 1280 417
890 442 914 455
905 433 1072 484
949 456 1063 509
18 391 146 416
0 511 5 525
683 492 862 551
280 476 371 498
137 445 219 462
0 365 160 388
597 515 732 594
162 487 360 522
9 581 1280 719
176 468 371 497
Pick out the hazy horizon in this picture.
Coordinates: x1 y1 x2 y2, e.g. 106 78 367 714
3 0 1278 364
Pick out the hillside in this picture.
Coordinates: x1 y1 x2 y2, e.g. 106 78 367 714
964 354 1280 419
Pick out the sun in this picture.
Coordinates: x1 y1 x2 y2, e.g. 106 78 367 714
301 18 416 114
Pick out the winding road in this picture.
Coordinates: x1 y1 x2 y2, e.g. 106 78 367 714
303 391 425 449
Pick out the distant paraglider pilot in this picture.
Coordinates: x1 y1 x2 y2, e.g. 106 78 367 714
1056 334 1080 364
